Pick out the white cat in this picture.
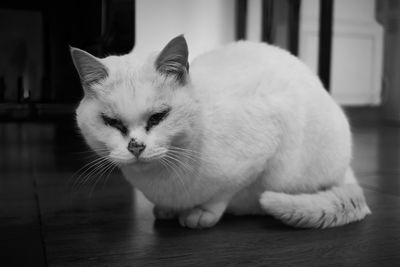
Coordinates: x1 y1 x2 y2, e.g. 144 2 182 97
71 35 371 229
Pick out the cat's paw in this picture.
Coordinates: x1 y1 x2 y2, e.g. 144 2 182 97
179 207 220 229
153 206 177 220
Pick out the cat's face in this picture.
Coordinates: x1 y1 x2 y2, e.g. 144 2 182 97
72 36 199 168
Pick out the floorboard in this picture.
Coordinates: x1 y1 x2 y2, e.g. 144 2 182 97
1 108 400 266
0 125 48 267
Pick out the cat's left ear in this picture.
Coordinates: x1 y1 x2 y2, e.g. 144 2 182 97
155 35 189 85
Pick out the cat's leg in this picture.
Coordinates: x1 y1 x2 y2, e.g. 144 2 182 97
153 205 177 220
178 193 232 229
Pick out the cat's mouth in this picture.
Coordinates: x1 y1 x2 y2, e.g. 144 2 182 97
111 153 167 166
138 151 168 163
136 156 161 164
107 148 169 167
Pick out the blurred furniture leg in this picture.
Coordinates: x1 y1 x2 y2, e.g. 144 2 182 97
261 0 301 55
235 0 248 40
318 0 334 91
377 0 400 122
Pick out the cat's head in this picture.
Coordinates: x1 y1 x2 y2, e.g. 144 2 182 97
71 35 200 168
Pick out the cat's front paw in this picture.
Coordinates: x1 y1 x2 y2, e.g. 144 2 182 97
179 207 220 229
153 206 177 220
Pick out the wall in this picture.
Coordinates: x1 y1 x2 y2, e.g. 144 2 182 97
246 0 383 105
299 0 383 105
135 0 235 60
136 0 383 106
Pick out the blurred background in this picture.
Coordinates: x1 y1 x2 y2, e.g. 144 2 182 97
1 1 400 266
0 0 399 120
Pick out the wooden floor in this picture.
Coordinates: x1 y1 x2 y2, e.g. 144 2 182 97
1 107 400 266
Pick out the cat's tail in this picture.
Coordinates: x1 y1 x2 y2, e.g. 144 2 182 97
259 169 371 228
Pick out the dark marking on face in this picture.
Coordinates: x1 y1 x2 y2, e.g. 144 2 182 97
145 108 171 132
101 113 128 135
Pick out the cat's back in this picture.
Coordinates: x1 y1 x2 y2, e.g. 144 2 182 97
190 41 322 102
189 40 331 120
188 41 350 178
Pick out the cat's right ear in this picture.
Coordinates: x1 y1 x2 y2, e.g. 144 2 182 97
70 47 108 92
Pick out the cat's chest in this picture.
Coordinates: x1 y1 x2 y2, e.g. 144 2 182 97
120 166 218 209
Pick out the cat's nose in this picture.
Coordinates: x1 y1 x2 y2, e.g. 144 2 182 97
127 139 146 157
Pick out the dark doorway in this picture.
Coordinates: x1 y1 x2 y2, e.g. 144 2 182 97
0 0 135 119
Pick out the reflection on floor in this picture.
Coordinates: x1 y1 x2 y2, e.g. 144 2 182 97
1 108 400 266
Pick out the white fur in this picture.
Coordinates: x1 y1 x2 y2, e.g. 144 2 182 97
75 40 370 229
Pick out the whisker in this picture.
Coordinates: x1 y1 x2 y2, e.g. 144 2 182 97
89 160 115 197
73 157 110 191
160 157 184 179
160 158 188 197
83 162 114 193
168 145 203 155
168 146 214 163
69 156 109 188
101 161 119 190
164 154 194 174
168 150 199 163
70 156 107 179
167 150 213 168
72 148 109 155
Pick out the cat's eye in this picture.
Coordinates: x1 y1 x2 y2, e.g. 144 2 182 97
146 109 170 131
101 114 128 135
